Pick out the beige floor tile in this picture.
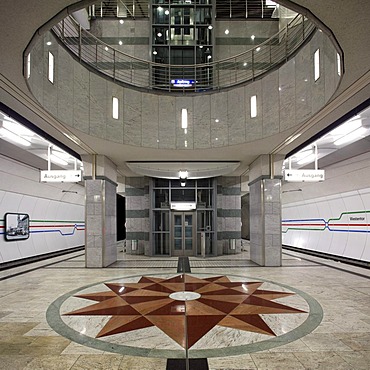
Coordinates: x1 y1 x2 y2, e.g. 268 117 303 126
250 353 305 370
119 355 167 370
70 354 123 370
294 351 356 370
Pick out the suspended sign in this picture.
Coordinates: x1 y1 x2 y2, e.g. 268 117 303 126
40 170 82 183
171 79 195 87
284 169 325 182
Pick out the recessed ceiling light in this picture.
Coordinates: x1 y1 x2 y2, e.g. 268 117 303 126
46 41 52 46
153 50 158 55
225 29 229 35
118 40 123 45
105 46 109 51
256 47 261 52
215 119 219 123
251 35 255 40
243 62 247 67
157 32 162 37
208 25 213 30
199 45 203 49
119 19 124 24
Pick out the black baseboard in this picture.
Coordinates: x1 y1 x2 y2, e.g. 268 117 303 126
166 359 209 370
283 245 370 269
0 246 85 271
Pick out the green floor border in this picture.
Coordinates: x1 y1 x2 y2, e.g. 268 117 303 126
46 273 323 358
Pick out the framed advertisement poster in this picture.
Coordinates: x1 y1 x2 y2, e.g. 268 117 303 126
4 213 30 241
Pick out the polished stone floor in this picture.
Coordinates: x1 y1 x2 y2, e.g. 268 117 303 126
0 246 370 369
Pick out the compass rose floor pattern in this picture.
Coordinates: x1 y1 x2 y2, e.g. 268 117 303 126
1 250 370 369
51 273 318 358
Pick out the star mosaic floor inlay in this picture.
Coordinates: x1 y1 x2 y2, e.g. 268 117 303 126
50 273 321 357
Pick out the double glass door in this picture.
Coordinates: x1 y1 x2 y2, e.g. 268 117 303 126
172 212 195 256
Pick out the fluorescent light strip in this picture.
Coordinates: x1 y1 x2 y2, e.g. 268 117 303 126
112 97 119 119
50 154 68 166
330 120 362 136
334 127 367 146
2 121 34 137
48 51 54 83
251 95 257 118
181 109 188 129
0 128 31 147
314 49 320 81
297 153 316 165
27 53 31 79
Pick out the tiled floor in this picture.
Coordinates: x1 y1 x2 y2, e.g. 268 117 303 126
0 247 369 369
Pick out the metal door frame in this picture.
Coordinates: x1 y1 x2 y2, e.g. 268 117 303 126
171 211 195 256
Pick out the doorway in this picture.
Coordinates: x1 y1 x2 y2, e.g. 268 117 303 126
172 212 195 256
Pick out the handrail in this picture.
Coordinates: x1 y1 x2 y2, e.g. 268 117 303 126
52 14 315 93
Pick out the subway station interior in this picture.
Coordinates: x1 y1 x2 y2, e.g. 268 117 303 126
0 0 370 369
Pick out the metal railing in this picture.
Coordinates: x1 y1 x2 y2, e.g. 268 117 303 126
52 14 315 93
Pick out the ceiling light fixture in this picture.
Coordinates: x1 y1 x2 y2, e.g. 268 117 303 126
2 121 34 137
0 127 32 147
179 170 188 179
225 29 229 35
334 127 367 146
330 119 362 136
50 154 68 166
297 153 316 165
46 41 52 46
181 108 188 129
119 19 124 24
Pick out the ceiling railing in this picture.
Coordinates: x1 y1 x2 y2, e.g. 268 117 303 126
52 14 315 93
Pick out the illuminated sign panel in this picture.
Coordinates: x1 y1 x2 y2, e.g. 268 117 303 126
284 169 325 182
171 79 195 87
40 170 82 183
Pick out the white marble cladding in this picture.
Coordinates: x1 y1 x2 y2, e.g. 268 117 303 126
250 178 282 267
85 179 117 267
89 19 150 61
214 20 279 60
28 30 340 150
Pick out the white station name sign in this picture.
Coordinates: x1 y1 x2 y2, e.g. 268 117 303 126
284 169 325 182
40 170 82 183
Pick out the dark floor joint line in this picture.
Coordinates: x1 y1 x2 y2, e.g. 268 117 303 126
177 257 191 273
166 358 209 370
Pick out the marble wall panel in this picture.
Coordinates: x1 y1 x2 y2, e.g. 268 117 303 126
29 37 44 105
89 73 107 139
43 43 58 117
262 70 280 136
73 62 90 133
193 95 211 149
245 80 263 141
175 96 194 149
279 59 296 132
295 42 312 124
310 32 326 115
227 87 246 145
57 47 74 126
123 88 142 146
142 93 159 148
106 80 124 143
323 36 337 103
158 95 176 149
211 91 229 147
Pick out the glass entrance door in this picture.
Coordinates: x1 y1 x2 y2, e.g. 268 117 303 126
172 212 195 256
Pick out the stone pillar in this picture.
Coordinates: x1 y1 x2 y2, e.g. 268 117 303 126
249 155 284 266
82 155 117 267
217 176 242 256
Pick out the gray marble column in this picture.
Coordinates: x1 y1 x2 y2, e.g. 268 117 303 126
249 155 283 266
82 155 117 267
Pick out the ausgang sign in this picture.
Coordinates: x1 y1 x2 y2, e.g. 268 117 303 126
284 169 325 182
40 170 82 183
